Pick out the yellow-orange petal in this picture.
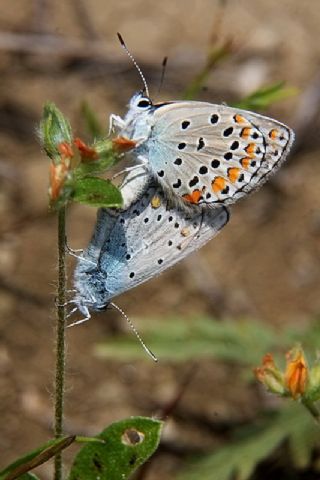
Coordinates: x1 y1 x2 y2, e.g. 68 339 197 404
58 142 74 159
285 349 308 399
74 137 98 160
112 136 137 152
49 162 68 201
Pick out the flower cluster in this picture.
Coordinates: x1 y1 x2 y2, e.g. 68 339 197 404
39 103 133 210
255 346 320 404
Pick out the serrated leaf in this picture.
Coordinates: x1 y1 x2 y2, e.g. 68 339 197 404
68 417 163 480
177 404 319 480
0 436 75 480
233 82 298 111
72 177 122 207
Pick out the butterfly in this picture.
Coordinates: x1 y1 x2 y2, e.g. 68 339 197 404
73 168 229 320
111 92 294 207
111 34 295 208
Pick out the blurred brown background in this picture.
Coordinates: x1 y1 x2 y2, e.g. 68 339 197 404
1 0 320 478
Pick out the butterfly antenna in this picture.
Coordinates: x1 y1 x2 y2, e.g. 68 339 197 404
110 302 158 362
117 32 150 98
158 56 168 94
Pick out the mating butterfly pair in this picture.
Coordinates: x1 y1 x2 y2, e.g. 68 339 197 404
73 90 294 319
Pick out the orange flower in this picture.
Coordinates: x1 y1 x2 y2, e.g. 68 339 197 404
285 348 308 399
74 137 98 161
57 141 74 160
254 353 285 395
112 136 137 152
49 161 68 201
49 142 74 201
49 163 65 201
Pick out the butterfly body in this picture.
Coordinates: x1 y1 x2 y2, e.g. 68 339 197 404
114 92 294 207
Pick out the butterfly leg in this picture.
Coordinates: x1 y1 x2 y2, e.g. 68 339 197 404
136 154 149 166
66 244 96 266
67 314 91 327
65 243 83 257
111 163 147 181
108 114 125 136
66 300 92 327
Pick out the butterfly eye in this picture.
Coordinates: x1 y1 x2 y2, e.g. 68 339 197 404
137 99 151 108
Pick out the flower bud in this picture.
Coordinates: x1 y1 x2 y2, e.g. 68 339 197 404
284 348 308 399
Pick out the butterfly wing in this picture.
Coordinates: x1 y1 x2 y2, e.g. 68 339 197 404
98 183 229 298
74 170 229 312
141 102 294 206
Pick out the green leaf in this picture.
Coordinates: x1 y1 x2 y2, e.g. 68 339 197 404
233 82 298 111
81 101 104 139
177 404 319 480
68 416 163 480
72 177 123 207
39 102 73 162
0 436 75 480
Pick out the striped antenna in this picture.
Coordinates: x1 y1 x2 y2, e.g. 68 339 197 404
117 32 150 98
110 302 158 362
158 56 168 94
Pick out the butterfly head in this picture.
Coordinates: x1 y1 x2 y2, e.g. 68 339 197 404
128 91 153 113
123 91 154 129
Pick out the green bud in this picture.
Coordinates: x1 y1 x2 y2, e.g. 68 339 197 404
39 102 73 163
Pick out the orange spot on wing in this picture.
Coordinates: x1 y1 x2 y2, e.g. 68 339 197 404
182 190 202 204
241 127 251 139
228 167 241 183
245 143 256 158
240 157 251 169
181 227 190 237
211 176 226 193
112 136 137 152
234 114 247 124
269 129 278 140
151 195 161 208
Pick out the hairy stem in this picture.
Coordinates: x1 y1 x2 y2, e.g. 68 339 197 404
54 206 67 480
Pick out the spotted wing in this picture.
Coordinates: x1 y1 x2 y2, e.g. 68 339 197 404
98 180 228 298
74 169 229 311
145 102 294 206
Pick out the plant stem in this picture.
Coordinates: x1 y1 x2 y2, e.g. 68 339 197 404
54 206 67 480
302 399 320 423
